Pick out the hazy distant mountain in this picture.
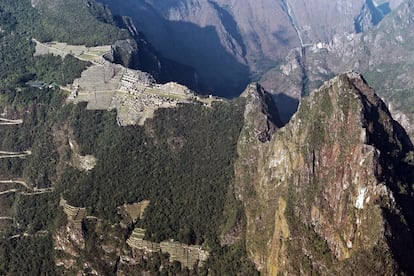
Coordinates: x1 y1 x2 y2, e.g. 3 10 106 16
265 0 414 138
97 0 402 96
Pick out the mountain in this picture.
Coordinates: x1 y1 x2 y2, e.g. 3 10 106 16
265 0 414 138
97 0 402 96
97 0 255 96
236 72 414 274
0 0 413 275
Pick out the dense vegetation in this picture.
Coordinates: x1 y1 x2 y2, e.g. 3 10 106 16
0 0 90 89
0 87 68 274
62 100 245 246
35 0 129 46
0 235 57 275
202 230 259 275
0 85 69 186
0 88 256 274
0 1 41 86
31 54 90 86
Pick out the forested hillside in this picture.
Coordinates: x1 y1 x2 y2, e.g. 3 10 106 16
0 86 258 274
34 0 129 46
0 0 258 274
0 0 94 88
63 100 245 244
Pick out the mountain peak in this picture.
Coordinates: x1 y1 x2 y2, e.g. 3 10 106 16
236 73 414 274
240 83 283 142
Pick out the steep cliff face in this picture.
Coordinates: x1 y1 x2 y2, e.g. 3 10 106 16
354 0 392 33
236 72 414 274
235 83 283 270
239 83 283 142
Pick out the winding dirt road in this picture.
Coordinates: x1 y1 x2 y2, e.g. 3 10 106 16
0 179 31 189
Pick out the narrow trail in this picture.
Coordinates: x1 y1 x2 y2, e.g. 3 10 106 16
0 179 54 195
22 187 55 196
0 189 19 195
0 187 54 195
0 118 31 158
0 125 52 195
8 230 48 240
0 150 32 159
0 118 23 125
0 115 55 238
86 215 99 220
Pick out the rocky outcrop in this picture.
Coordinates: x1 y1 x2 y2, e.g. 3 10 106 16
54 199 131 274
108 39 139 70
354 0 390 33
240 83 283 142
236 72 414 274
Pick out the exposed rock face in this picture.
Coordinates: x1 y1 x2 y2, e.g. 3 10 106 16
235 83 283 270
31 0 41 7
236 72 414 274
240 83 283 143
54 216 130 274
109 39 139 69
54 222 85 269
354 0 390 33
281 0 363 44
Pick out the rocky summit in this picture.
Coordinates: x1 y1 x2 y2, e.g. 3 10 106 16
236 71 414 274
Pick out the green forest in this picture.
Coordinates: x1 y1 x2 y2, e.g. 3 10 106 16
0 86 70 274
0 0 123 89
35 0 129 46
63 99 245 245
0 84 257 274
